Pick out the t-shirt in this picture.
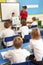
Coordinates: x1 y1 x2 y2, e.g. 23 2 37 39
4 48 30 64
20 10 28 18
20 26 32 38
31 21 38 26
11 16 20 26
0 28 15 46
30 39 43 61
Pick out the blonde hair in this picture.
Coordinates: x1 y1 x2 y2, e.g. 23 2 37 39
31 28 41 40
13 37 23 49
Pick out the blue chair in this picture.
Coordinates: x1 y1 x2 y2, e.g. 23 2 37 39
2 36 15 48
12 61 31 65
40 31 43 37
4 36 15 42
30 61 38 65
31 25 37 28
24 34 31 43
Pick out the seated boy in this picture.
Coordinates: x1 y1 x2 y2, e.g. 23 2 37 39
4 37 30 64
0 19 15 48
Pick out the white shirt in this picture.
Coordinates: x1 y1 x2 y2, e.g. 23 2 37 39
0 28 15 46
20 26 32 38
31 21 38 26
4 48 30 64
30 39 43 61
11 16 20 26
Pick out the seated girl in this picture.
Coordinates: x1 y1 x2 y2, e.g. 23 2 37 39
26 28 43 65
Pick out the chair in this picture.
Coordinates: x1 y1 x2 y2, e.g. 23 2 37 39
1 36 15 48
4 36 15 42
40 31 43 38
31 25 37 28
24 34 31 43
12 60 31 65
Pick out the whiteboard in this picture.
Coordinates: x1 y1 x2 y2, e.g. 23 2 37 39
1 3 20 20
6 0 17 2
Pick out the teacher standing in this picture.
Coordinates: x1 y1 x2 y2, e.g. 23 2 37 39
20 6 28 24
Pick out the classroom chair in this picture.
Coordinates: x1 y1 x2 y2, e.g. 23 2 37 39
24 34 31 43
4 36 15 42
30 61 38 65
12 60 31 65
1 36 15 48
40 31 43 38
31 25 37 28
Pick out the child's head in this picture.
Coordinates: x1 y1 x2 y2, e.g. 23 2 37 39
12 12 15 17
22 6 27 11
4 19 12 28
31 28 41 40
13 37 23 49
32 17 36 21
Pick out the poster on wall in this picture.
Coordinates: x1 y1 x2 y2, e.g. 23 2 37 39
18 0 43 15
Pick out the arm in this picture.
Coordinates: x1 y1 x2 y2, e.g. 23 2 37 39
4 50 13 59
30 40 34 52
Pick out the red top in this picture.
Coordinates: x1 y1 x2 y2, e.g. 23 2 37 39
20 10 28 18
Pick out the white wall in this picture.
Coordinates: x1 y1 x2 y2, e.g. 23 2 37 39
0 22 4 31
27 15 43 21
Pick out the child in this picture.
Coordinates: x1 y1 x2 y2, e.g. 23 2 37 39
27 28 43 65
31 17 38 27
0 19 15 48
4 37 30 64
20 6 28 23
11 12 20 27
19 21 32 38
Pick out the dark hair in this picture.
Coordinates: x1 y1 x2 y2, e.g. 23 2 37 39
32 17 36 21
4 19 12 28
13 37 23 49
31 28 41 40
12 12 15 15
22 6 27 9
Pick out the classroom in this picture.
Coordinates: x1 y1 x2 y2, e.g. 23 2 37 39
0 0 43 65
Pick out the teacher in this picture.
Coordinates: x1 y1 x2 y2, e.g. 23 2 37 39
20 6 28 24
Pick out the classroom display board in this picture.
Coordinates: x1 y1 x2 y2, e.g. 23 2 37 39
1 3 19 20
18 0 43 15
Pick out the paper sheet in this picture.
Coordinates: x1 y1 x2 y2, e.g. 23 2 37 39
1 52 7 59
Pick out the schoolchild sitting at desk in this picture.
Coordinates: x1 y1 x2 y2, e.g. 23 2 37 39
0 20 15 48
19 20 31 38
26 28 43 65
4 37 30 64
31 17 38 28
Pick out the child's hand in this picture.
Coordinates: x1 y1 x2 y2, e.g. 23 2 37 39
7 50 12 54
